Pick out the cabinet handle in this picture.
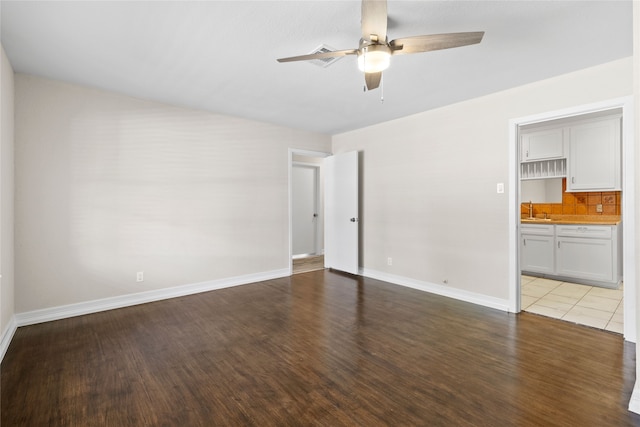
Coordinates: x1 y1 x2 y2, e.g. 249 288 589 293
523 239 526 246
558 241 560 248
571 177 575 184
526 150 529 158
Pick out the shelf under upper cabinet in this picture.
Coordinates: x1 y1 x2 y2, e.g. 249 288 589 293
520 158 566 180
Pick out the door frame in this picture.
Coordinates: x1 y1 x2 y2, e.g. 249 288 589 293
508 96 636 342
288 149 331 275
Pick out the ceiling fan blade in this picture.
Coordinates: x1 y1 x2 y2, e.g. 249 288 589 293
364 72 382 91
389 31 484 55
277 49 358 63
361 0 387 43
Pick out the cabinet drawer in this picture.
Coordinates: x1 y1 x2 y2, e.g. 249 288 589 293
521 224 554 236
555 225 612 239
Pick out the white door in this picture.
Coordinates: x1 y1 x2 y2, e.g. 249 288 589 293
292 164 318 256
324 151 359 274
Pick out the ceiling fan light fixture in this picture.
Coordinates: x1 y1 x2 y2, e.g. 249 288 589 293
357 44 391 73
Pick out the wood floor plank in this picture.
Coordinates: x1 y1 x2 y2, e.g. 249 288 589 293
2 270 639 426
292 255 324 274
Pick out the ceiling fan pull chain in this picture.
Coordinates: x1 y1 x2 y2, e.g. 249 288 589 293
363 50 368 92
380 74 384 103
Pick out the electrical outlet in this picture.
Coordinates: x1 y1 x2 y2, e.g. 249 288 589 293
496 183 504 194
136 271 144 282
387 257 393 266
596 204 603 213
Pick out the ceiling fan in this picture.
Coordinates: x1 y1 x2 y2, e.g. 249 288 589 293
277 0 484 91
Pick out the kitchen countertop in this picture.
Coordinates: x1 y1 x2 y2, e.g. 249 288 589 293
521 215 621 225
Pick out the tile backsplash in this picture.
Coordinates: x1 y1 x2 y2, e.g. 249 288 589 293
521 178 620 217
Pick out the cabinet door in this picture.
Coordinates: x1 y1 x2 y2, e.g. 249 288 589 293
521 128 564 162
521 234 555 274
567 117 621 191
556 237 613 281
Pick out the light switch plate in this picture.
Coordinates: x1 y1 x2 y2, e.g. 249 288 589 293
497 183 504 194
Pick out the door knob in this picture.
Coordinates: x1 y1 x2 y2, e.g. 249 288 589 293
350 218 359 222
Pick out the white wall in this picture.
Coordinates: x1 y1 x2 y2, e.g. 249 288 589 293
332 57 633 301
1 45 15 340
15 75 331 313
521 179 562 204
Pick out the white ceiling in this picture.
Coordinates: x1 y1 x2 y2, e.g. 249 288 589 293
0 1 633 135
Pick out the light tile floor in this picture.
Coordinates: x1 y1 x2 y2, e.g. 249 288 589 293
521 275 623 334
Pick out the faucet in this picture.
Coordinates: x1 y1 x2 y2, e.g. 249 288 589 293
528 201 534 219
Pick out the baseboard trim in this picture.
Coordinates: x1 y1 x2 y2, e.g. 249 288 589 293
9 267 508 359
15 268 290 327
629 382 640 414
360 268 510 312
0 315 18 363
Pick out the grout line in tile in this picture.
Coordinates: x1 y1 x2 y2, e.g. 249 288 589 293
521 276 622 334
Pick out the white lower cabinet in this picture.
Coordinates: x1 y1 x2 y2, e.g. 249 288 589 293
556 237 613 282
521 225 555 274
521 223 621 288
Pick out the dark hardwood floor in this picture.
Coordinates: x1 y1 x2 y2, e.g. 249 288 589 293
2 269 639 426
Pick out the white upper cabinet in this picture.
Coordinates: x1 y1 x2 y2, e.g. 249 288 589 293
566 116 621 192
521 127 564 162
520 113 622 191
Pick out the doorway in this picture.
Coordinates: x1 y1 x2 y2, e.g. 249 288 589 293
289 149 330 275
292 163 320 257
509 97 636 342
292 161 323 274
